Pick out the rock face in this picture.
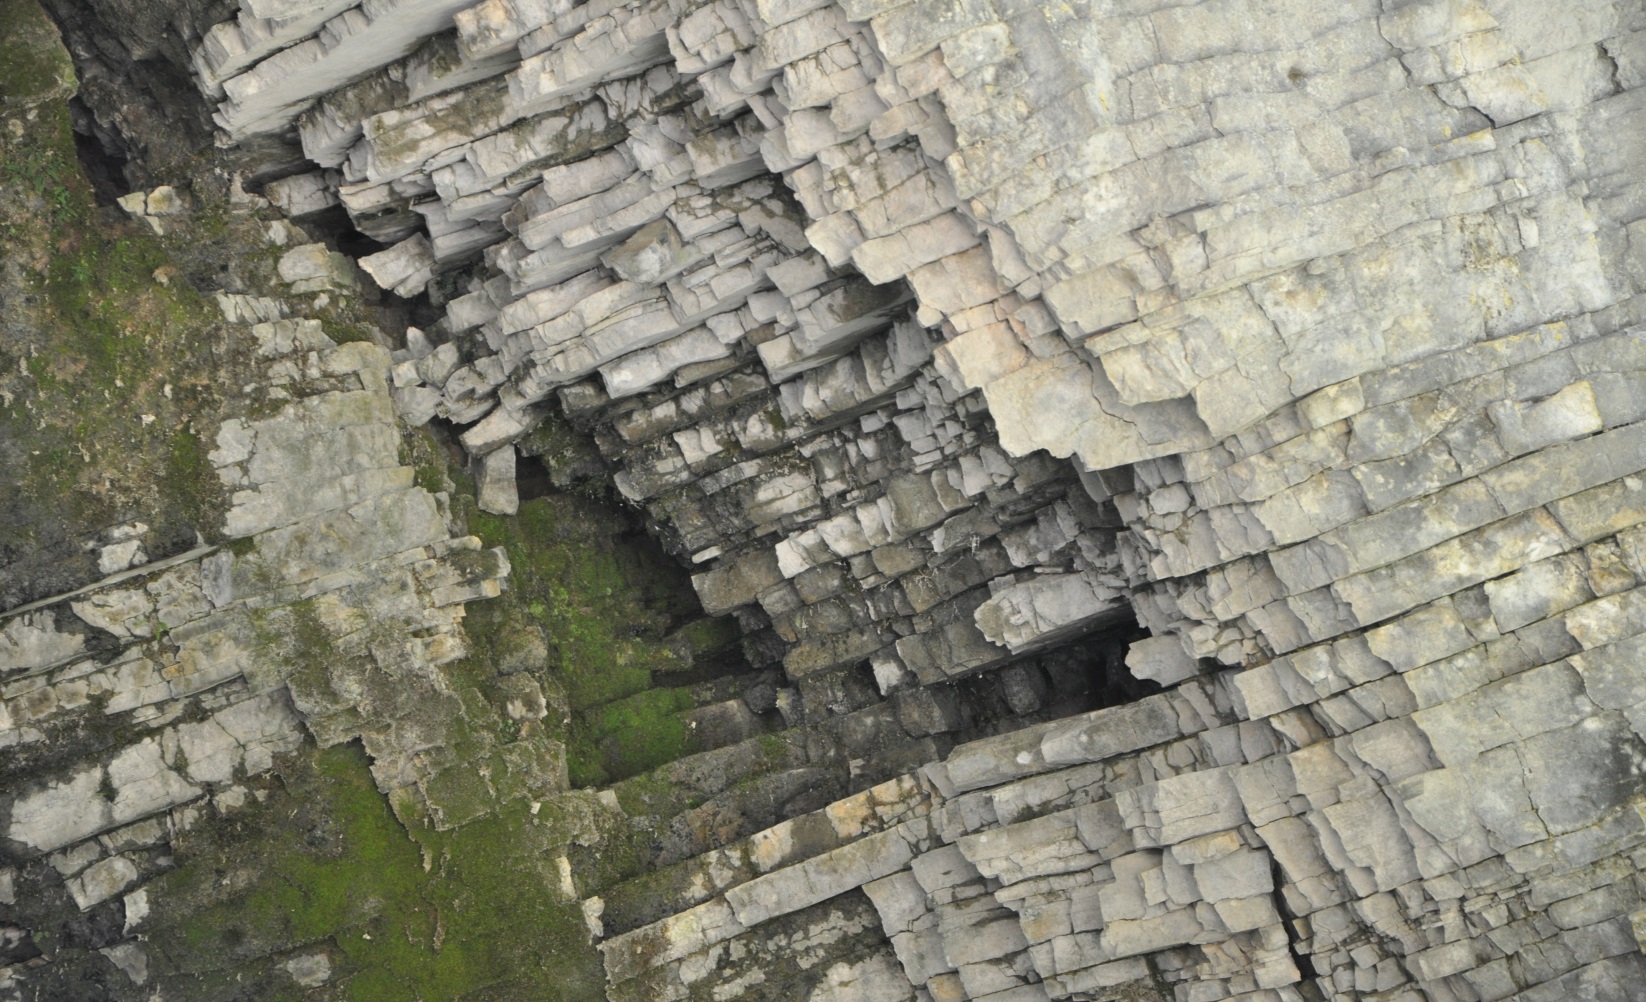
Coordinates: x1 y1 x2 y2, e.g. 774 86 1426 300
0 276 517 836
7 0 1646 999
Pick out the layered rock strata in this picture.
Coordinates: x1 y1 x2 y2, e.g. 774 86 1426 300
10 0 1646 999
286 0 1143 715
0 209 536 994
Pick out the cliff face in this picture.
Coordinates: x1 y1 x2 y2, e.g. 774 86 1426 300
3 0 1646 999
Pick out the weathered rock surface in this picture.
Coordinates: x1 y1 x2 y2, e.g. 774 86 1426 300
0 249 526 984
6 0 1646 998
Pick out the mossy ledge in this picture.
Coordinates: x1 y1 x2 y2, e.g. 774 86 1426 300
128 426 751 1000
144 741 604 1002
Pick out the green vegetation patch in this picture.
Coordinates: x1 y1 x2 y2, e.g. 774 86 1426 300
0 0 74 109
0 94 232 603
565 686 698 788
461 483 727 786
145 743 603 1002
400 418 746 787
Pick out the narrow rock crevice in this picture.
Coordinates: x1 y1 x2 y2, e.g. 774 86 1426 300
66 96 129 205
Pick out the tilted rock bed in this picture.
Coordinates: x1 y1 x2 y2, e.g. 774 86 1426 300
0 46 1137 996
5 0 1646 999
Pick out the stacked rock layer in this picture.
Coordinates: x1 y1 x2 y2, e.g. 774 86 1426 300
1 283 537 983
57 0 1646 999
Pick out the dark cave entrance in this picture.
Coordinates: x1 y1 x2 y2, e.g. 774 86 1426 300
1083 618 1164 710
934 616 1162 751
515 453 555 501
67 97 128 206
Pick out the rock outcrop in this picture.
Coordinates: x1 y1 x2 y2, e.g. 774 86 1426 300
0 214 528 977
5 0 1646 999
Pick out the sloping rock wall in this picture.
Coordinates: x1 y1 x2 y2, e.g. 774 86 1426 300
0 274 518 891
9 0 1646 999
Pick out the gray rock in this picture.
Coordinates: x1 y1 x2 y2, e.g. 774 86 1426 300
494 627 549 676
54 1 1646 1000
99 942 147 986
725 824 919 926
477 445 520 515
67 855 139 910
359 234 436 298
601 218 699 284
1 611 86 672
276 243 356 293
894 686 962 737
284 953 332 987
1124 635 1200 687
974 574 1127 655
264 171 340 217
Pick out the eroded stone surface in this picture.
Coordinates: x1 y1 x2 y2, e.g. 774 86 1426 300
7 0 1646 998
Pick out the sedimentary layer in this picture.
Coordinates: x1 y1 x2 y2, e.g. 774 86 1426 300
5 0 1646 999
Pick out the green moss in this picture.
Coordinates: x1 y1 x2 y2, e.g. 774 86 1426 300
323 318 381 344
415 462 449 495
450 429 747 787
612 772 674 816
0 117 81 225
402 426 453 495
150 745 425 966
0 98 231 569
756 731 787 764
148 743 603 1001
516 416 606 494
466 495 693 712
566 687 697 787
669 616 743 664
0 0 75 109
166 424 229 538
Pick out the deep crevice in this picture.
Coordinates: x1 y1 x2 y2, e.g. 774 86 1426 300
335 224 392 262
67 96 129 206
1082 618 1161 709
1599 42 1624 95
1272 857 1326 1000
515 453 555 501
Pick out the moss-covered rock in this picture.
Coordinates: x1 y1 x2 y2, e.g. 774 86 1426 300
0 98 235 606
458 481 746 786
142 742 606 1001
0 0 75 111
